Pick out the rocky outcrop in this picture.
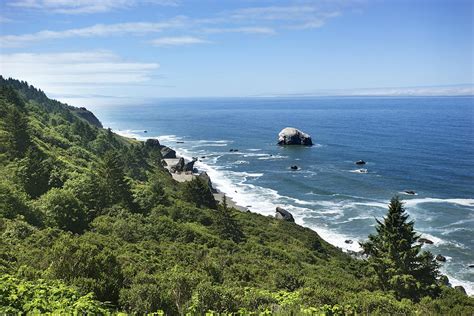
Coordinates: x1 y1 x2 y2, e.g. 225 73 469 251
355 160 366 165
436 254 446 262
275 207 295 222
72 107 103 128
161 146 177 159
199 172 217 193
145 138 161 148
183 158 197 172
419 238 434 245
170 157 185 173
278 127 313 146
454 286 467 295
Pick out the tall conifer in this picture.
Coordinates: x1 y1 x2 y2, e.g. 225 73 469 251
361 196 440 300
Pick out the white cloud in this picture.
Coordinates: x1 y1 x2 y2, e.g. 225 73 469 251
0 16 13 23
0 51 159 105
8 0 178 14
0 18 187 47
202 27 276 35
149 36 210 47
230 5 342 29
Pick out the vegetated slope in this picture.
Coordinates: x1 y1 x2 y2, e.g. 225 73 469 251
0 77 472 314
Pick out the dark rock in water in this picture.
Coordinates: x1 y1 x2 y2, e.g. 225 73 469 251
355 160 366 165
468 264 474 268
419 238 434 245
345 240 353 244
404 190 416 195
275 207 295 222
436 254 447 262
160 146 176 159
176 141 184 143
278 127 313 146
201 156 206 159
438 275 450 286
145 138 161 148
229 149 239 152
229 149 234 152
454 286 467 295
144 130 148 133
290 165 298 170
198 172 217 193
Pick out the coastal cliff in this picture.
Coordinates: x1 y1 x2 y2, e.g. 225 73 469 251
0 78 472 314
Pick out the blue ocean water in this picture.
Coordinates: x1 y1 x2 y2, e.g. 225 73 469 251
89 96 474 293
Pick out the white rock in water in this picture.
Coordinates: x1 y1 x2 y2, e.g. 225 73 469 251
278 127 313 146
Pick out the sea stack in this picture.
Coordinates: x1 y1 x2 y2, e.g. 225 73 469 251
278 127 313 146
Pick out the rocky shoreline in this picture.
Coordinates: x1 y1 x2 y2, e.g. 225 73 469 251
157 142 249 212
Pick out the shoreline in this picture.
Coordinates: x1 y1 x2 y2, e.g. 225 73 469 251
162 157 249 212
129 133 474 296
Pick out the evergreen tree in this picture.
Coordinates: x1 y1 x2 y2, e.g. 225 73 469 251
97 150 136 210
214 194 244 243
181 177 217 209
360 196 440 300
0 87 31 158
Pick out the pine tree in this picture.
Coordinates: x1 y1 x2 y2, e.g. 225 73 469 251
360 196 440 300
97 150 136 210
181 177 217 209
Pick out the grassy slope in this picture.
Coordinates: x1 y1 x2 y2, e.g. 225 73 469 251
0 77 472 315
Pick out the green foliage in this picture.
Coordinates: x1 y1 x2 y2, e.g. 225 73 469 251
98 150 137 210
0 274 106 313
0 181 40 225
35 188 88 233
0 87 31 158
133 170 168 212
360 196 440 300
16 147 54 198
0 77 472 314
182 177 218 209
214 198 245 243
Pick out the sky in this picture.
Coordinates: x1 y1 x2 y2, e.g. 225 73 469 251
0 0 473 106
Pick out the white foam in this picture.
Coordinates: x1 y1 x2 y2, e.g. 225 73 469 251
242 153 269 157
115 129 146 139
230 172 264 178
257 155 288 160
404 198 474 208
349 169 368 174
439 269 474 296
234 160 250 165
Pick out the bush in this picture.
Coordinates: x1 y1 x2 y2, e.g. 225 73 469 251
35 188 88 233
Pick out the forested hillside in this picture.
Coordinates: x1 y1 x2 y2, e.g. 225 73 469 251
0 76 472 314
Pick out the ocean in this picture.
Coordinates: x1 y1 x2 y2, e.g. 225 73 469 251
88 96 474 294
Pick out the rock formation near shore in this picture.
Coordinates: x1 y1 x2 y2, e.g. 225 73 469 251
199 172 217 193
275 207 295 222
145 138 161 148
278 127 313 146
160 146 177 159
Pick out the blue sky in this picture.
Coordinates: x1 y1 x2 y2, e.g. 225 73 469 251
0 0 472 105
